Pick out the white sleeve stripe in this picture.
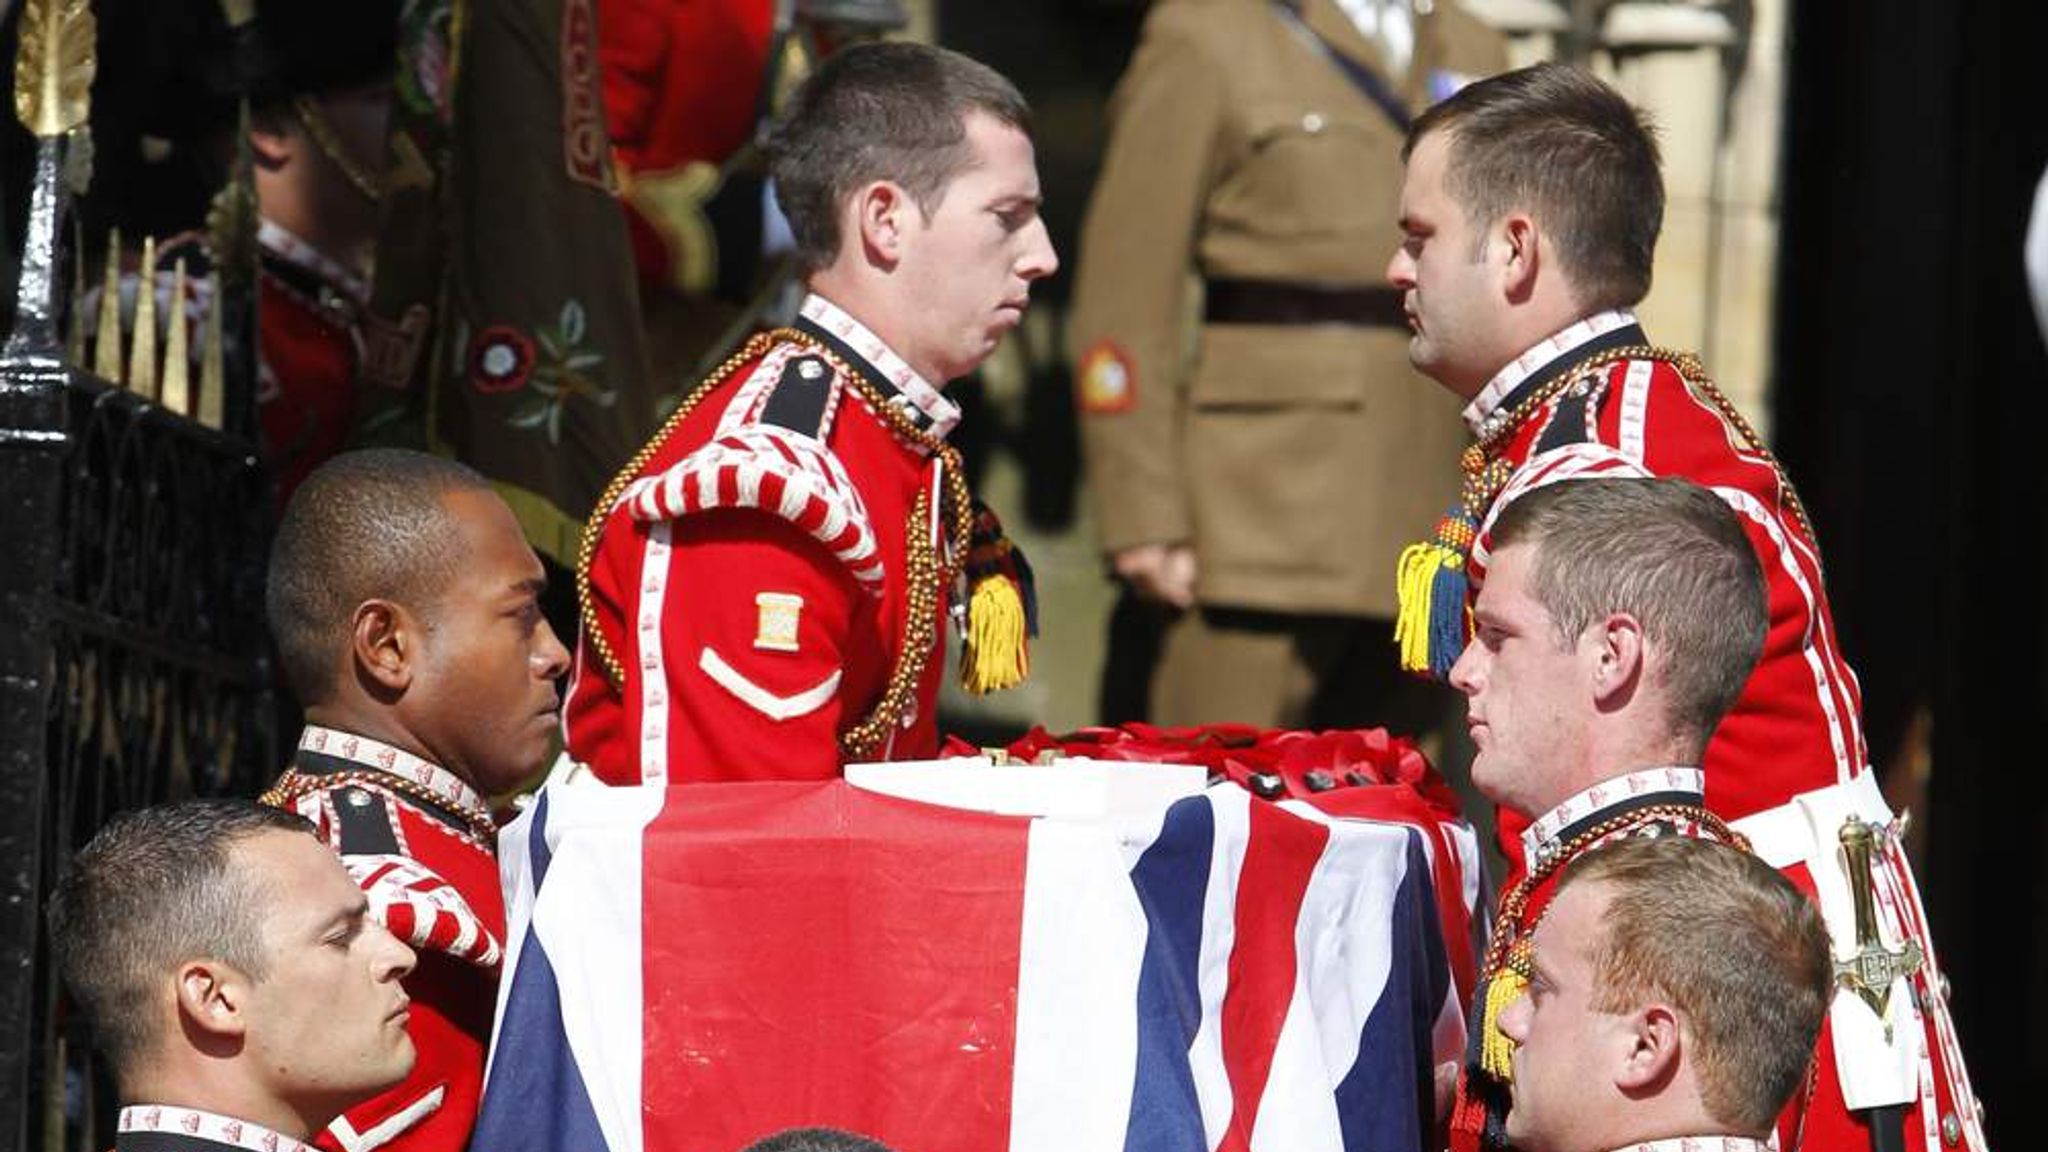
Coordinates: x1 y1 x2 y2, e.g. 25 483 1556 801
697 647 841 721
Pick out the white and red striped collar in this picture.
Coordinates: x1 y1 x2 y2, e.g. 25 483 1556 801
119 1104 312 1152
257 219 370 307
1464 309 1639 435
1605 1136 1772 1152
798 293 961 441
1521 766 1706 863
296 725 486 820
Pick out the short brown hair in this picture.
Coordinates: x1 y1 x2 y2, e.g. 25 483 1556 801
1489 477 1765 753
267 449 494 706
765 41 1030 273
1556 836 1831 1133
46 800 316 1077
1407 62 1663 312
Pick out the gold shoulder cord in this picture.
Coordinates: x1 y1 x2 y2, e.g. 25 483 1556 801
574 329 975 761
1476 346 1820 553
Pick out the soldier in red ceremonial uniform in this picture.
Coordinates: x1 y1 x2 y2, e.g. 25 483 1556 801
259 450 571 1152
1493 835 1833 1152
1430 481 1971 1149
48 800 418 1152
1390 64 1987 1152
235 0 396 503
90 1 397 504
564 42 1057 785
1438 479 1768 1152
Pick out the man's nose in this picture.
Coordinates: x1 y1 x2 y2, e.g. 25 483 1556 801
1448 644 1481 696
371 921 418 980
1387 245 1416 289
1497 987 1532 1042
535 620 571 681
1020 219 1058 281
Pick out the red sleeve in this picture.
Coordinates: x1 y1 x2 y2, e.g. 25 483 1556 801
654 510 862 780
596 0 674 159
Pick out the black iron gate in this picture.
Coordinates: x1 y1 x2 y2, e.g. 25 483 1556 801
0 21 276 1149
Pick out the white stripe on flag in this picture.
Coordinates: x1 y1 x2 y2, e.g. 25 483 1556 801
493 784 665 1152
1009 818 1150 1151
1258 806 1419 1151
1192 786 1252 1147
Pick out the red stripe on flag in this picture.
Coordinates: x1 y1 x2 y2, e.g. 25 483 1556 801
640 781 1031 1152
1216 800 1330 1152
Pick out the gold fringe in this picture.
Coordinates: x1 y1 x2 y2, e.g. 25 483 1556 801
959 574 1029 695
1479 966 1528 1082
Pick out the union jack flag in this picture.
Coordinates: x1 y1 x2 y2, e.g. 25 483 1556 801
474 775 1477 1152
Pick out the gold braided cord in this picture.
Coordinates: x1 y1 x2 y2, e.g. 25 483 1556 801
1481 802 1747 979
574 328 972 759
1474 345 1820 553
261 767 497 851
837 490 945 761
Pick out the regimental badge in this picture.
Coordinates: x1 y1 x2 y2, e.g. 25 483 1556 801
754 592 804 653
1077 341 1136 413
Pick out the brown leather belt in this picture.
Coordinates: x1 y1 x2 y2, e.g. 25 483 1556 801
1203 278 1408 329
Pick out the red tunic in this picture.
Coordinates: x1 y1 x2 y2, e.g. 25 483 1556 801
255 242 363 506
1456 313 1865 868
264 726 505 1152
1449 770 1736 1152
564 294 962 784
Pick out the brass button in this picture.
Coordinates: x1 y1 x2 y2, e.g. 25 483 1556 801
1941 1112 1961 1147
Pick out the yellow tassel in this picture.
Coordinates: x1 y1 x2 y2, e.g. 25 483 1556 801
1395 541 1450 673
1479 966 1528 1082
960 574 1029 695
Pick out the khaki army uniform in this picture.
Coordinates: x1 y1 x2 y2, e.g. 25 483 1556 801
1068 0 1505 726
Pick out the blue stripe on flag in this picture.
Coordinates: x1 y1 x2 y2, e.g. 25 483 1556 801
1122 795 1217 1152
471 923 611 1152
527 787 557 886
1333 830 1449 1152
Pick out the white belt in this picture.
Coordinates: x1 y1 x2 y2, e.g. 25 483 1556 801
1735 769 1921 1111
1731 769 1894 869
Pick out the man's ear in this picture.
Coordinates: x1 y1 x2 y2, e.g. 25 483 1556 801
851 180 913 266
1500 214 1540 304
175 958 250 1047
247 110 296 170
1615 1002 1683 1095
351 599 417 696
1586 610 1645 709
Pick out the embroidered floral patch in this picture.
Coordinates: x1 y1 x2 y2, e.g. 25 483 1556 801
502 300 619 444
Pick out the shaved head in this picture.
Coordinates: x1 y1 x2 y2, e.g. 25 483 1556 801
267 449 494 705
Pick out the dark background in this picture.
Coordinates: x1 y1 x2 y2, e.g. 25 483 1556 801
1774 1 2048 1133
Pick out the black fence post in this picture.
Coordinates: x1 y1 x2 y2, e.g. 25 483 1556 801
0 263 71 1152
